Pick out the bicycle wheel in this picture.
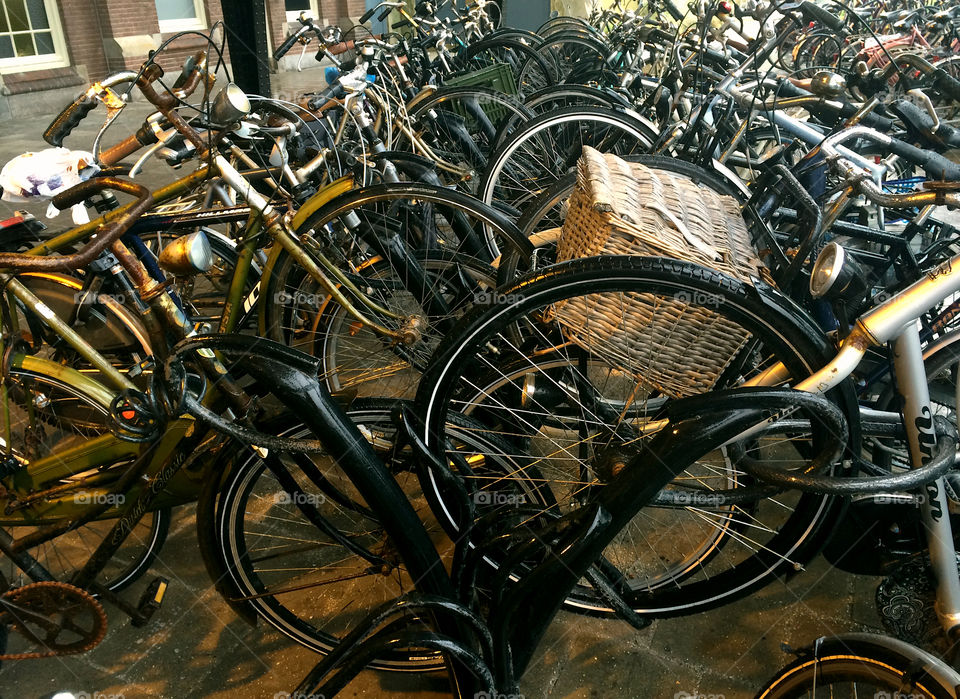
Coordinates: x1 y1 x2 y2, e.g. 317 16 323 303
459 38 555 96
215 399 532 670
0 366 170 592
525 34 609 85
487 85 634 156
400 85 535 186
523 84 633 113
417 256 851 617
10 272 152 377
478 106 655 256
537 16 600 38
756 633 960 698
261 184 515 398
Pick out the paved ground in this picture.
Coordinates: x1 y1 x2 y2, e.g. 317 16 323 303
0 74 894 699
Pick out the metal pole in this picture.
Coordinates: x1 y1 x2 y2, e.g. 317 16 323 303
220 0 272 96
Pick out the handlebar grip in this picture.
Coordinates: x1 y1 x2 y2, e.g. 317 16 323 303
306 83 344 111
377 7 393 22
664 0 685 21
799 1 845 32
393 19 412 29
858 110 896 133
326 40 356 56
274 26 307 60
173 53 200 89
886 137 960 181
43 91 97 147
360 7 377 23
704 46 729 64
99 134 144 167
932 68 960 103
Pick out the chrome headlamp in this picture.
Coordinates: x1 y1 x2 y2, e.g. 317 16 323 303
809 242 867 301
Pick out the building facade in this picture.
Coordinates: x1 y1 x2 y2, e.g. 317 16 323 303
0 0 366 121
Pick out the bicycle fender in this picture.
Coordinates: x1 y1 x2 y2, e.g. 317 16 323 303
289 175 355 232
9 353 115 410
748 280 862 452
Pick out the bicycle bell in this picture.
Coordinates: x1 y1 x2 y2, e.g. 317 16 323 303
809 71 846 98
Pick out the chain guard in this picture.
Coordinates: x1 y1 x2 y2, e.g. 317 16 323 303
875 554 960 653
0 581 107 659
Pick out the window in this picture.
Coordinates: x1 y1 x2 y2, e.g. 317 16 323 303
285 0 318 23
0 0 68 73
156 0 206 32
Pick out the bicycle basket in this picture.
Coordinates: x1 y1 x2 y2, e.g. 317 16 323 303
444 64 517 121
554 147 767 398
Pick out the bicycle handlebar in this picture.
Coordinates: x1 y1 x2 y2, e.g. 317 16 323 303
42 70 138 148
932 67 960 103
43 91 100 148
885 136 960 180
664 0 685 21
799 0 846 32
820 126 960 207
0 178 152 273
274 23 310 60
361 1 403 23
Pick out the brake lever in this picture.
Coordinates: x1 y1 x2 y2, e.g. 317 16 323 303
91 85 129 167
907 88 941 133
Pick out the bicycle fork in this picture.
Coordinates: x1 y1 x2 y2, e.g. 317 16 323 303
892 323 960 637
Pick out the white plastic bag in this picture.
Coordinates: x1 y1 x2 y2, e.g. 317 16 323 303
0 148 99 224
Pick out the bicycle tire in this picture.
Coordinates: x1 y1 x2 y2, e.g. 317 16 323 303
0 366 170 593
416 255 852 617
478 106 656 257
756 633 960 698
261 183 521 397
215 399 533 670
460 38 556 96
401 85 535 182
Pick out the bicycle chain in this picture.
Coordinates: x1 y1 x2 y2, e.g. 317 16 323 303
0 581 107 659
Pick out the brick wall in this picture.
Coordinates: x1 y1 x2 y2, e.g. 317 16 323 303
56 1 109 79
266 0 287 52
53 0 228 80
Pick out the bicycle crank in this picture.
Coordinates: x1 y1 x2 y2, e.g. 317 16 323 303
0 581 107 659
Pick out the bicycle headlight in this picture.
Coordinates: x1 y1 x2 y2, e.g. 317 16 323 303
158 230 214 276
210 83 251 127
809 242 866 301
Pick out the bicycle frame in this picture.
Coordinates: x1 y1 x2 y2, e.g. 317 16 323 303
745 251 960 635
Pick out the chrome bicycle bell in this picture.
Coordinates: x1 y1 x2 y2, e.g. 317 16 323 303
809 71 846 98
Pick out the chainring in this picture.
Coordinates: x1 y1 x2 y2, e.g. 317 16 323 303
0 581 107 659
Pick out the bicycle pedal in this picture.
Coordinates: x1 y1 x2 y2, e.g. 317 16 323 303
131 577 168 628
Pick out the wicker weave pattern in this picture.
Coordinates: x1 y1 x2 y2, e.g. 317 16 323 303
555 147 765 398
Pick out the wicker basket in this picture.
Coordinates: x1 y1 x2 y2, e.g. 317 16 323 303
554 147 766 398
